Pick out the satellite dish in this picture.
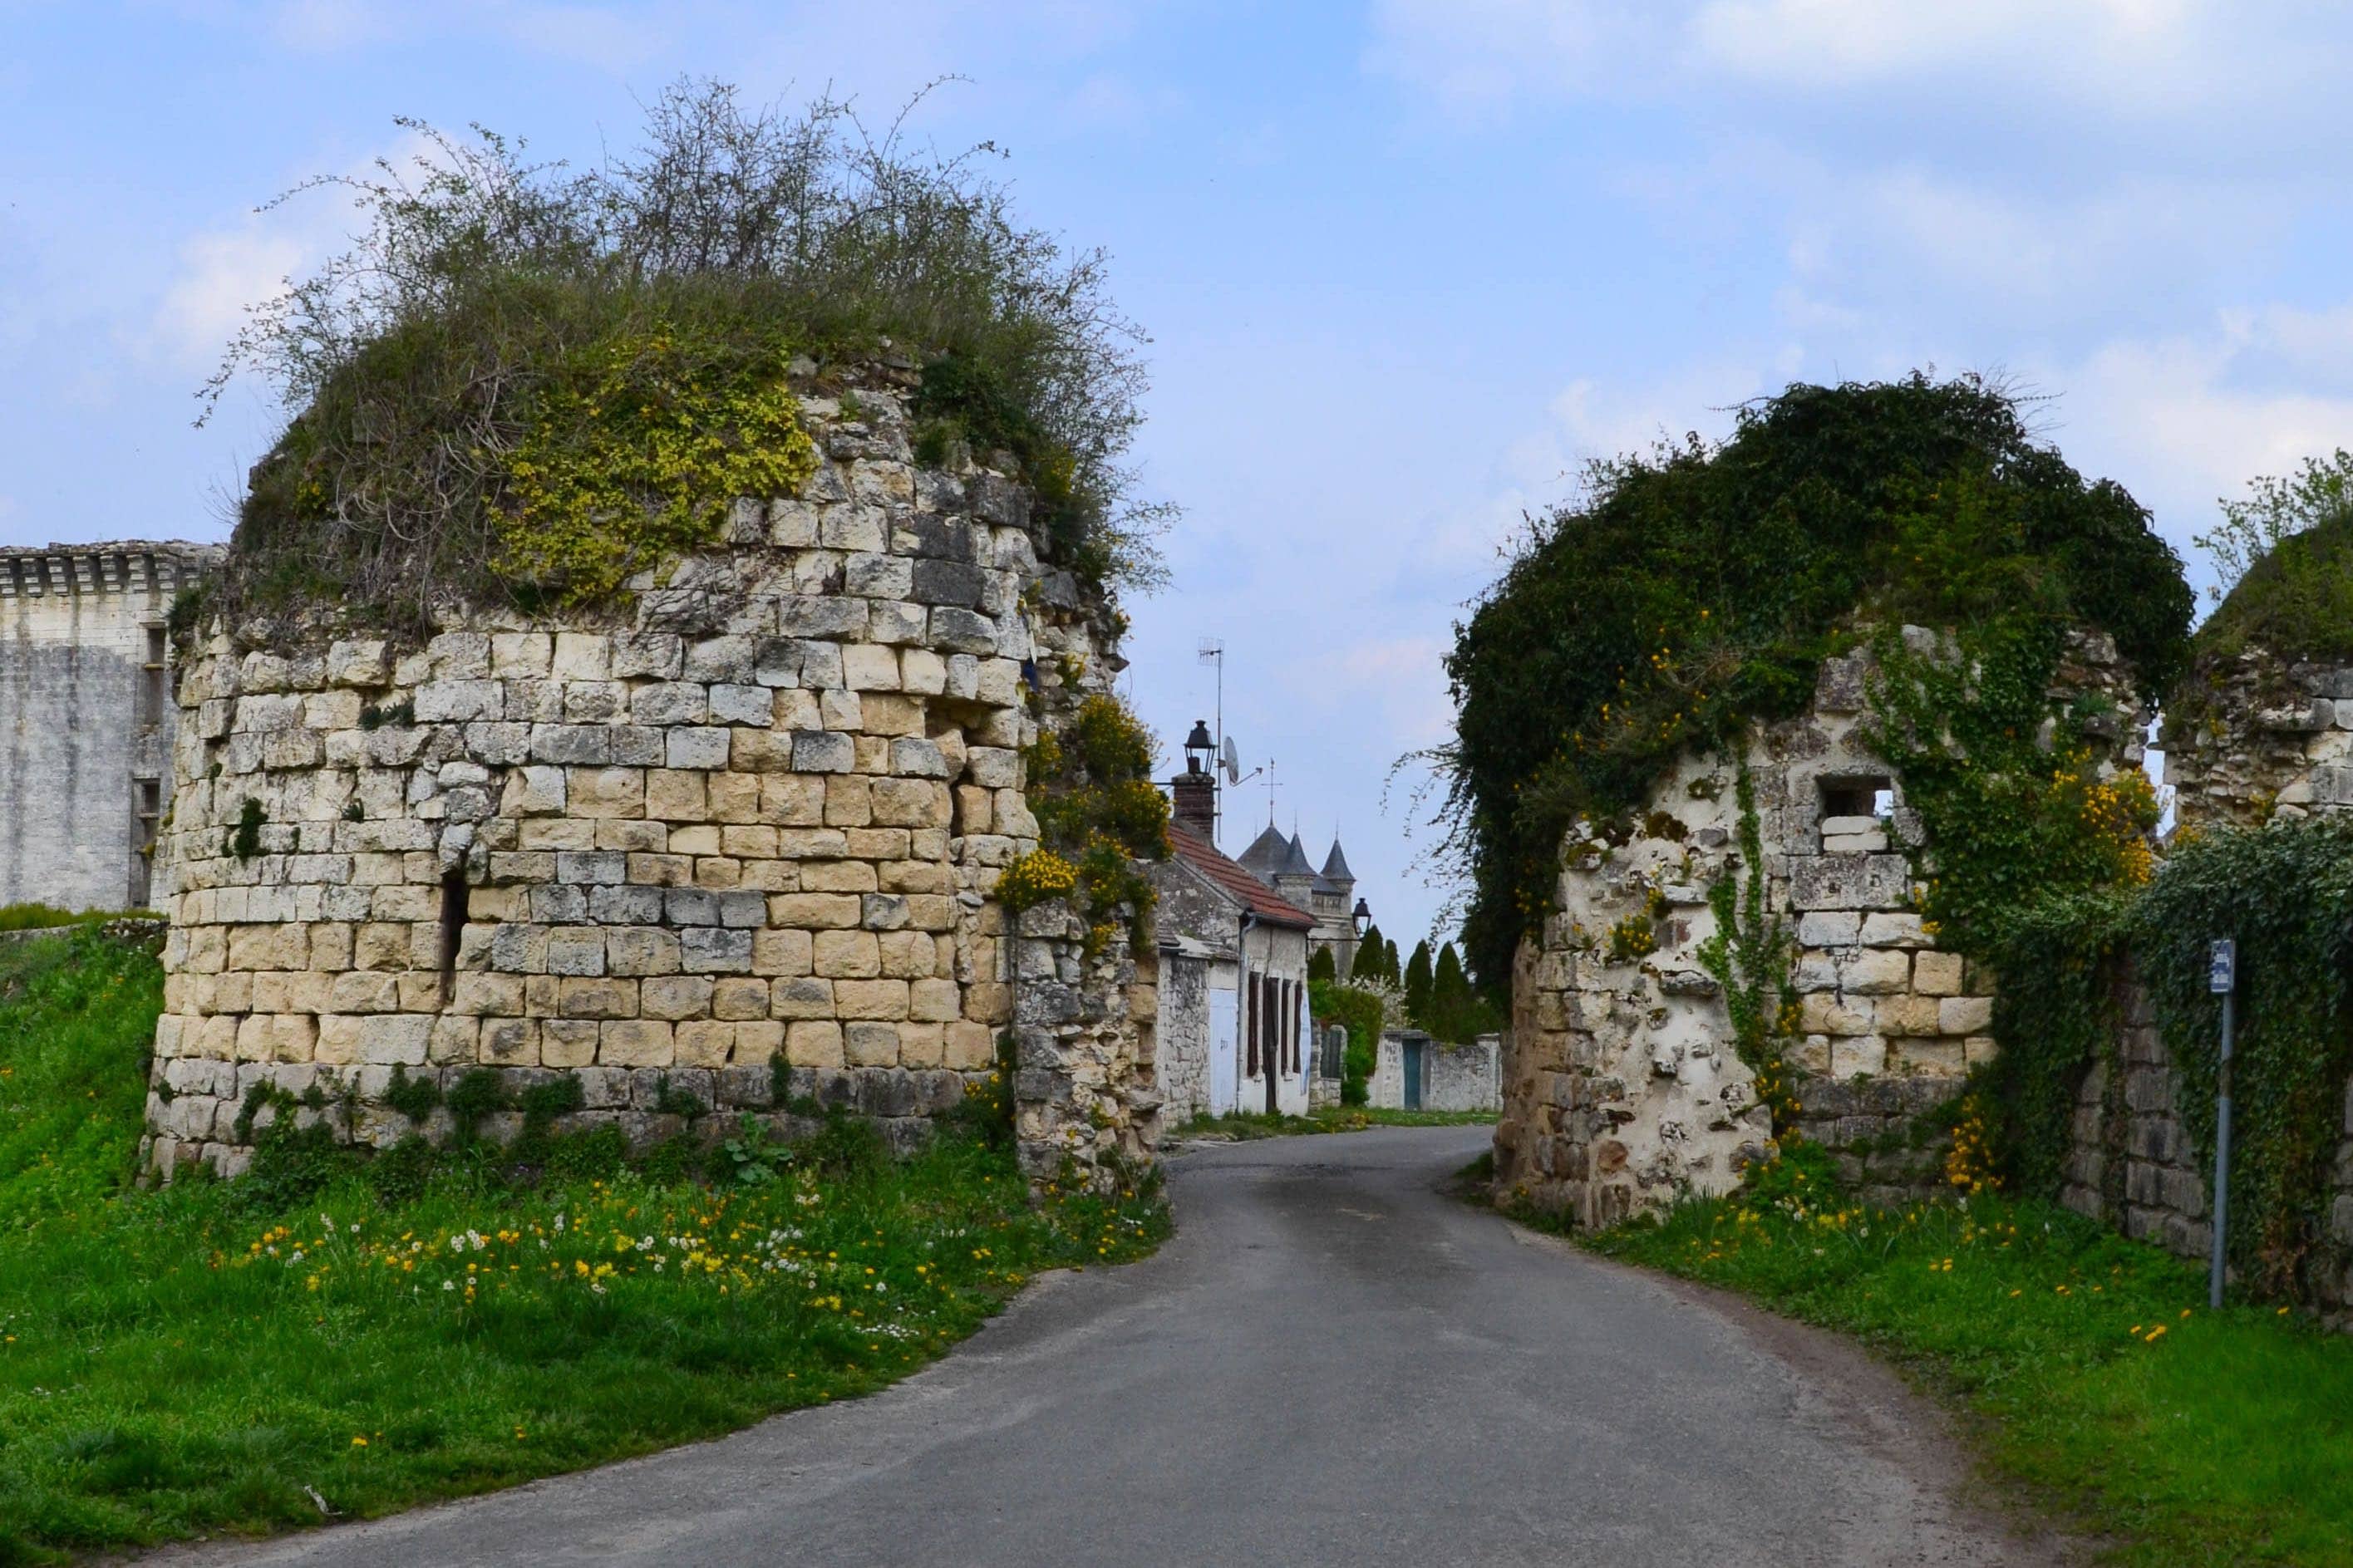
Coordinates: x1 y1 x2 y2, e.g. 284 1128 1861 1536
1220 736 1242 784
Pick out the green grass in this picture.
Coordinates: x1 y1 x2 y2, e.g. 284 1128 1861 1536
0 905 140 936
1171 1106 1497 1141
1540 1149 2353 1566
0 931 1166 1561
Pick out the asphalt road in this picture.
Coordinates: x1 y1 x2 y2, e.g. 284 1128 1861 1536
162 1126 2070 1567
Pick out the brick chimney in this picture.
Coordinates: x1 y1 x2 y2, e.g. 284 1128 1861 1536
1171 759 1216 838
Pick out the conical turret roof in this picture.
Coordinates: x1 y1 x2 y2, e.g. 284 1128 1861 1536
1282 832 1317 878
1322 837 1355 883
1237 822 1293 880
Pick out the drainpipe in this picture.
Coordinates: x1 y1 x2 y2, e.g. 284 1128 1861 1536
1235 912 1259 1117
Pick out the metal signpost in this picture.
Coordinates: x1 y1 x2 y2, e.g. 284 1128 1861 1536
2208 938 2236 1310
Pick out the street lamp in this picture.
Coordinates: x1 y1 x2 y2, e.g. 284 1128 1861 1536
1351 897 1371 936
1183 719 1213 775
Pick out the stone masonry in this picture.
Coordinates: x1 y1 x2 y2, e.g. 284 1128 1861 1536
2165 652 2353 832
2061 966 2353 1326
1496 629 2145 1226
2 541 217 912
143 361 1157 1188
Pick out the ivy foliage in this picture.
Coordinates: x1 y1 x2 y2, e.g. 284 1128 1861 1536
1982 823 2353 1300
1440 373 2192 990
2134 822 2353 1295
1693 769 1801 1132
209 81 1166 636
1308 978 1384 1105
1000 694 1169 952
1863 617 2159 952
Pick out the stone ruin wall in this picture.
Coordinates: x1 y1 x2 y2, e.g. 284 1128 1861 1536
1496 630 2145 1225
2163 651 2353 832
2060 962 2353 1326
2060 650 2353 1323
143 361 1157 1188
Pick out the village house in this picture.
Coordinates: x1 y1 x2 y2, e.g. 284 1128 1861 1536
1149 735 1318 1120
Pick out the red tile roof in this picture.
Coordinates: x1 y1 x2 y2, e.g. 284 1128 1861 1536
1167 823 1317 930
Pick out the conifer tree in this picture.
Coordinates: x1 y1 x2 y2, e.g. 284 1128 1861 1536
1403 941 1434 1025
1307 947 1336 982
1350 924 1388 983
1431 942 1471 1040
1384 938 1402 986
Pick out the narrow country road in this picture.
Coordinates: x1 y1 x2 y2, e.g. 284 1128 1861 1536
159 1127 2071 1567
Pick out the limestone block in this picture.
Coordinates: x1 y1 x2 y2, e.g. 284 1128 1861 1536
1873 995 1942 1036
681 927 755 974
326 639 391 686
929 608 998 656
1796 912 1860 947
711 977 770 1021
1939 995 1995 1035
909 978 962 1023
819 689 864 730
1790 853 1910 911
1829 1034 1888 1079
611 633 683 681
559 977 637 1019
1859 912 1928 946
799 641 844 689
770 892 862 930
1794 951 1842 993
706 684 772 726
471 1017 535 1065
569 768 646 818
889 738 953 778
873 778 949 828
789 1020 845 1068
816 930 883 978
834 979 912 1020
599 1020 675 1068
1799 993 1873 1036
1841 948 1912 995
414 681 504 723
842 644 902 691
845 1021 902 1067
642 976 716 1020
686 637 758 685
752 927 815 978
535 1019 597 1068
792 730 856 773
666 727 732 770
800 860 879 893
780 595 869 640
1912 951 1964 995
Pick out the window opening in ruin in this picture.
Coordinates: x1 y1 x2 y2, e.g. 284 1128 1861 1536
1819 774 1894 822
437 868 470 1003
140 626 167 727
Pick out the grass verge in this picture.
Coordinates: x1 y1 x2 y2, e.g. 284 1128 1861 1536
0 931 1166 1561
1171 1107 1497 1142
1514 1147 2353 1567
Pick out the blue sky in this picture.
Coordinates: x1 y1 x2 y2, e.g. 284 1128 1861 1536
6 2 2353 947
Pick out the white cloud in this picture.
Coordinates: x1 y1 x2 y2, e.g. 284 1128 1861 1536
2040 316 2353 582
150 229 310 371
1365 0 2341 113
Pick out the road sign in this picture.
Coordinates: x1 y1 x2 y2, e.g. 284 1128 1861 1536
2209 938 2236 994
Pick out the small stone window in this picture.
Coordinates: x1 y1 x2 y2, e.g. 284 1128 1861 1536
140 626 168 728
437 868 470 1004
1819 774 1893 821
1819 774 1894 853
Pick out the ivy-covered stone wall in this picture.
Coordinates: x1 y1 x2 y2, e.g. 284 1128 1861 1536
143 361 1159 1191
2062 968 2353 1328
2165 653 2353 832
1495 629 2147 1225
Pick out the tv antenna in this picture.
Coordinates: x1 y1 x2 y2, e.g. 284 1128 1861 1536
1199 637 1227 845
